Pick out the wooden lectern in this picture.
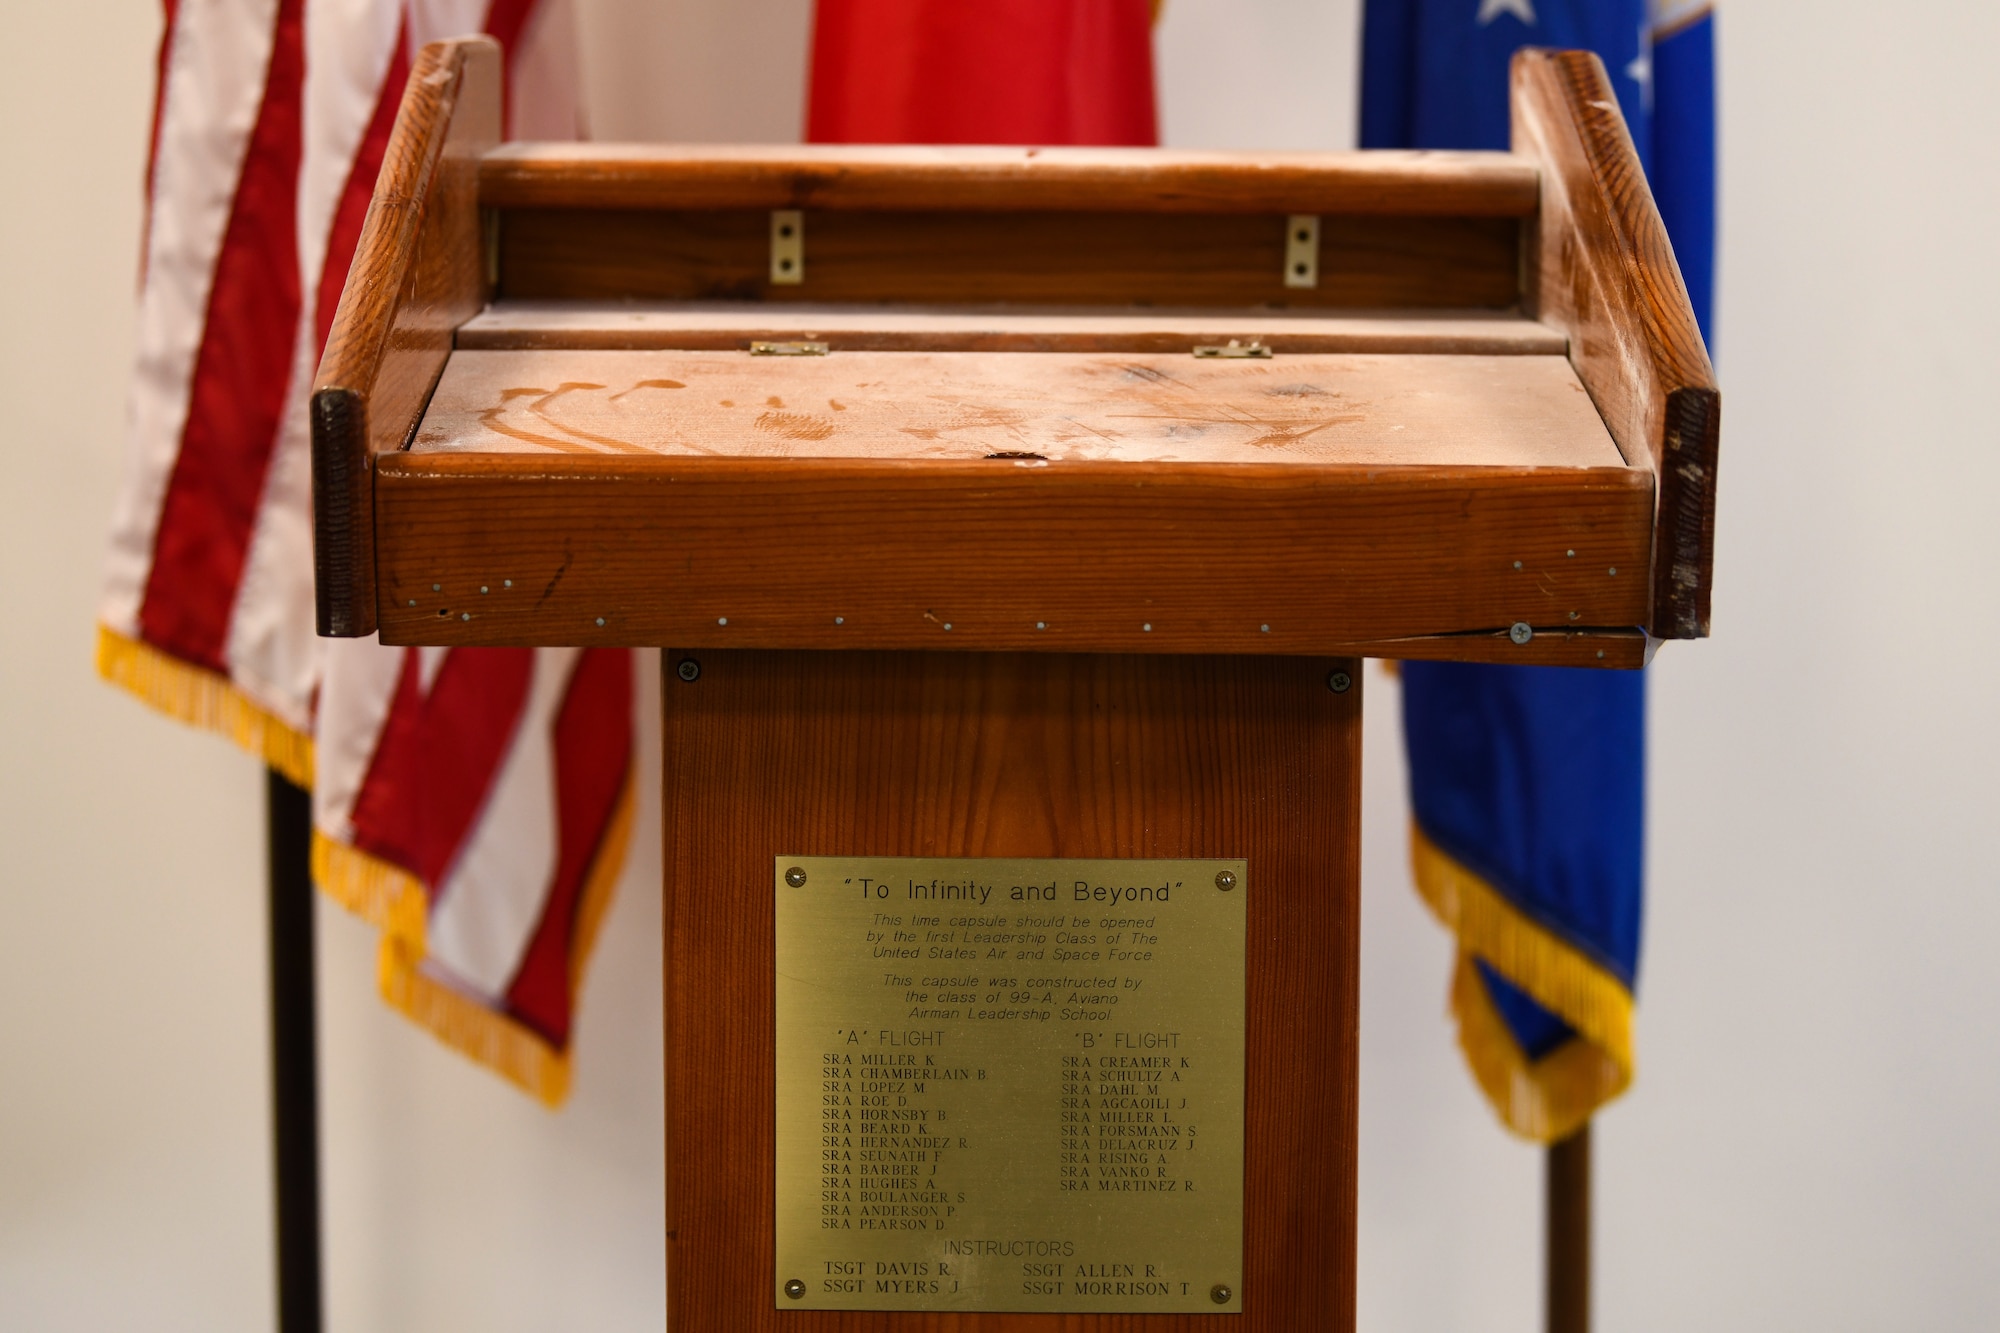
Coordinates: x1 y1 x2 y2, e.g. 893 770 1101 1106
313 37 1717 1333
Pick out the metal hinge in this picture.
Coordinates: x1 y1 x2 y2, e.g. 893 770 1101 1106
770 209 803 285
1192 340 1273 359
1284 213 1320 289
750 340 829 356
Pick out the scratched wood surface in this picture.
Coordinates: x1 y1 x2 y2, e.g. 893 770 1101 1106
1512 49 1720 638
481 141 1536 216
661 650 1361 1332
457 301 1569 356
370 452 1652 653
310 36 498 637
495 209 1522 310
410 349 1622 469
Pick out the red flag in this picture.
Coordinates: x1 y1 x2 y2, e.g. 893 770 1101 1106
102 0 630 1106
808 0 1158 145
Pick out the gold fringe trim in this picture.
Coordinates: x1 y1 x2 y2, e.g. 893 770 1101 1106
567 766 636 997
312 833 428 951
323 765 638 1109
1410 822 1636 1141
1410 823 1634 1066
96 624 315 787
1451 950 1629 1143
378 934 573 1107
99 623 640 1109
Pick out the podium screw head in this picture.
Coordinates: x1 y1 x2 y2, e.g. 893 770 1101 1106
1327 669 1352 693
785 867 807 887
784 1279 806 1299
677 658 701 682
1215 870 1236 891
1509 622 1534 644
1210 1284 1232 1304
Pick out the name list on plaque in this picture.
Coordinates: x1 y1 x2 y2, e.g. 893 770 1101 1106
774 856 1246 1314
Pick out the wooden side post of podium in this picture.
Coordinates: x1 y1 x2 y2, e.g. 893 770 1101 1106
661 650 1362 1328
309 36 1716 1332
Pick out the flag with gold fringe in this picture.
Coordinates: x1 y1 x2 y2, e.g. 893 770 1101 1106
100 0 634 1105
1361 0 1716 1140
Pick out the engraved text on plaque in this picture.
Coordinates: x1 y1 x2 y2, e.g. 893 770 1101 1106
774 857 1246 1313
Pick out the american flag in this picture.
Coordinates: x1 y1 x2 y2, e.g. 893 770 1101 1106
99 0 635 1104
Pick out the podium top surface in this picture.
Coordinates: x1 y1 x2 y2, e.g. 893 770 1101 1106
310 42 1719 669
415 341 1619 470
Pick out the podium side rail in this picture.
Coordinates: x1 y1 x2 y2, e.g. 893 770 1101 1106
311 36 499 638
1513 48 1722 640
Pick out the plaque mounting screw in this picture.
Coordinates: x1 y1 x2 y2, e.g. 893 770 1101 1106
1211 1284 1232 1304
1326 669 1352 694
785 866 807 887
784 1279 806 1300
677 658 701 682
1215 870 1236 892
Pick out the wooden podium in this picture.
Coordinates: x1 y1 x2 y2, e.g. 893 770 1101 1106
313 37 1717 1333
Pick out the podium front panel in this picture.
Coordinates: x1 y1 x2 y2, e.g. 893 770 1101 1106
662 651 1359 1331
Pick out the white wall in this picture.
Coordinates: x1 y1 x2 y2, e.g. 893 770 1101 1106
4 2 1997 1330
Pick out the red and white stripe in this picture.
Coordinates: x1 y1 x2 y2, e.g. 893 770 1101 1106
102 0 631 1101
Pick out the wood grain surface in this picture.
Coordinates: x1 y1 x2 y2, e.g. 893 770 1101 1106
370 453 1652 652
310 37 498 636
481 142 1536 217
660 650 1361 1332
1367 627 1647 670
1512 49 1721 639
317 53 1704 664
457 301 1569 357
494 209 1522 310
409 349 1622 469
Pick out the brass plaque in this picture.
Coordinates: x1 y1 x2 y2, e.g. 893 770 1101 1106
775 857 1246 1314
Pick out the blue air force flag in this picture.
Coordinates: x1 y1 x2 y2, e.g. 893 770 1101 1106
1361 0 1716 1140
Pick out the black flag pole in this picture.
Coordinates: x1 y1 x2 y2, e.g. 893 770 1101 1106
1547 1121 1592 1333
265 768 323 1333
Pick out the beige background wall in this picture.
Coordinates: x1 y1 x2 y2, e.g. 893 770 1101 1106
4 2 1997 1330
